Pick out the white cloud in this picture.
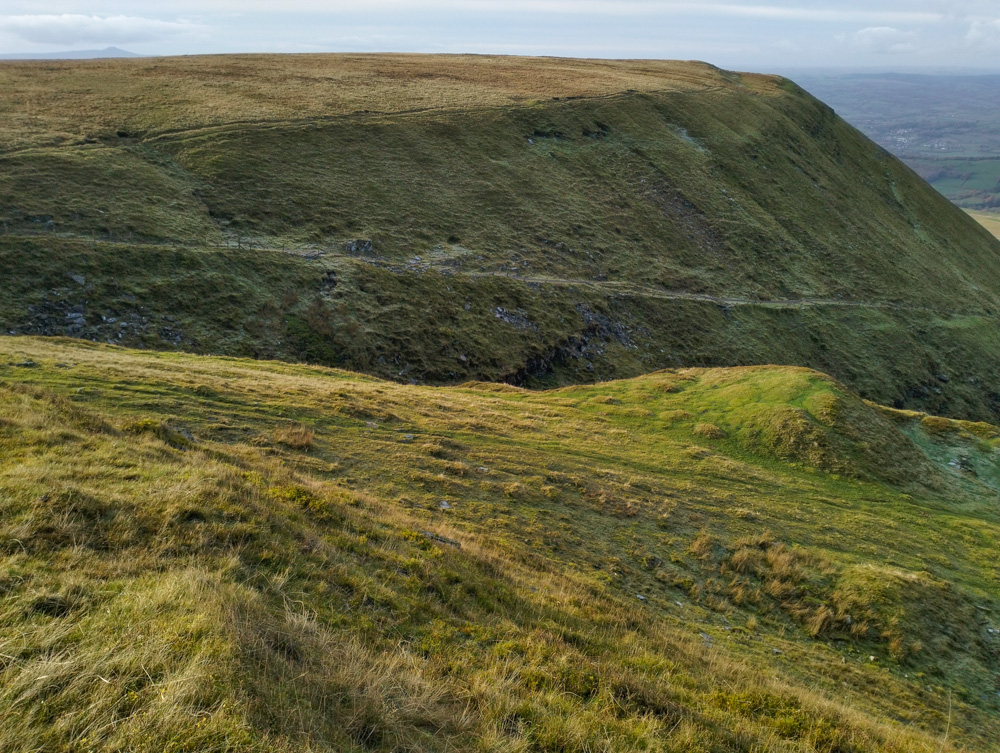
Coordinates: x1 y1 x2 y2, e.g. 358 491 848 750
771 39 802 53
0 2 945 24
851 26 920 54
0 14 200 46
966 18 1000 48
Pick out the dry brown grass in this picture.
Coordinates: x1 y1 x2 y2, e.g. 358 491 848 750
0 54 782 151
272 423 315 450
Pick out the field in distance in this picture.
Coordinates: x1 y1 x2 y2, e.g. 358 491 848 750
968 209 1000 239
787 72 1000 210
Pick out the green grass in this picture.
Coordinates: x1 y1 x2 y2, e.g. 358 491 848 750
1 336 998 750
911 158 1000 209
6 234 1000 425
2 54 1000 424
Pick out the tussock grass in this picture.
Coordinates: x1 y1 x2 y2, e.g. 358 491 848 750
271 423 315 450
0 337 998 750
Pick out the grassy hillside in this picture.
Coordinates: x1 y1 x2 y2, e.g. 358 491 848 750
3 55 1000 423
1 336 999 751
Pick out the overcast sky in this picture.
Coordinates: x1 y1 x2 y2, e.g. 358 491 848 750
2 1 999 71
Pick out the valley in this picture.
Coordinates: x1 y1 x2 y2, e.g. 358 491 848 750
786 71 1000 212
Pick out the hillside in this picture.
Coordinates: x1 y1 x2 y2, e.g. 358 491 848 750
0 47 141 61
3 55 1000 424
2 336 999 750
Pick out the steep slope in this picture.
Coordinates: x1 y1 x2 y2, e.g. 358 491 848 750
2 55 1000 421
1 337 999 751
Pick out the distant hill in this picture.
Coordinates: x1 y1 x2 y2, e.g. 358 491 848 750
2 54 1000 424
0 46 140 60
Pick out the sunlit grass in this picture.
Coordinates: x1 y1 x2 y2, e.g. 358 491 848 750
2 55 1000 427
1 336 997 750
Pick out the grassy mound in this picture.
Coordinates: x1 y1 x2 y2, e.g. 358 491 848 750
831 565 992 666
1 337 998 751
2 55 1000 422
613 367 933 484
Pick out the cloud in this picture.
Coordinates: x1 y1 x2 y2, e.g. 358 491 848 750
966 18 1000 49
0 14 199 46
771 39 802 54
850 26 920 54
2 2 945 25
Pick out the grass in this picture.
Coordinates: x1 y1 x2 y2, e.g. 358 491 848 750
911 158 1000 210
1 336 998 750
0 55 768 150
6 234 1000 425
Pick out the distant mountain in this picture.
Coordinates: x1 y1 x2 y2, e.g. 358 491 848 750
0 46 140 60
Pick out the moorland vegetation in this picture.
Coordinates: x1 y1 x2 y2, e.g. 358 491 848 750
3 55 1000 751
1 337 998 751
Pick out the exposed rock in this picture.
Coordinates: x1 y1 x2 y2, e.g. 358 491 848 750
494 306 537 331
420 530 461 548
576 304 634 348
948 457 976 474
16 291 192 350
344 239 375 256
502 304 636 385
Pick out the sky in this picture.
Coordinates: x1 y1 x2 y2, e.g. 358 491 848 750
2 1 1000 71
